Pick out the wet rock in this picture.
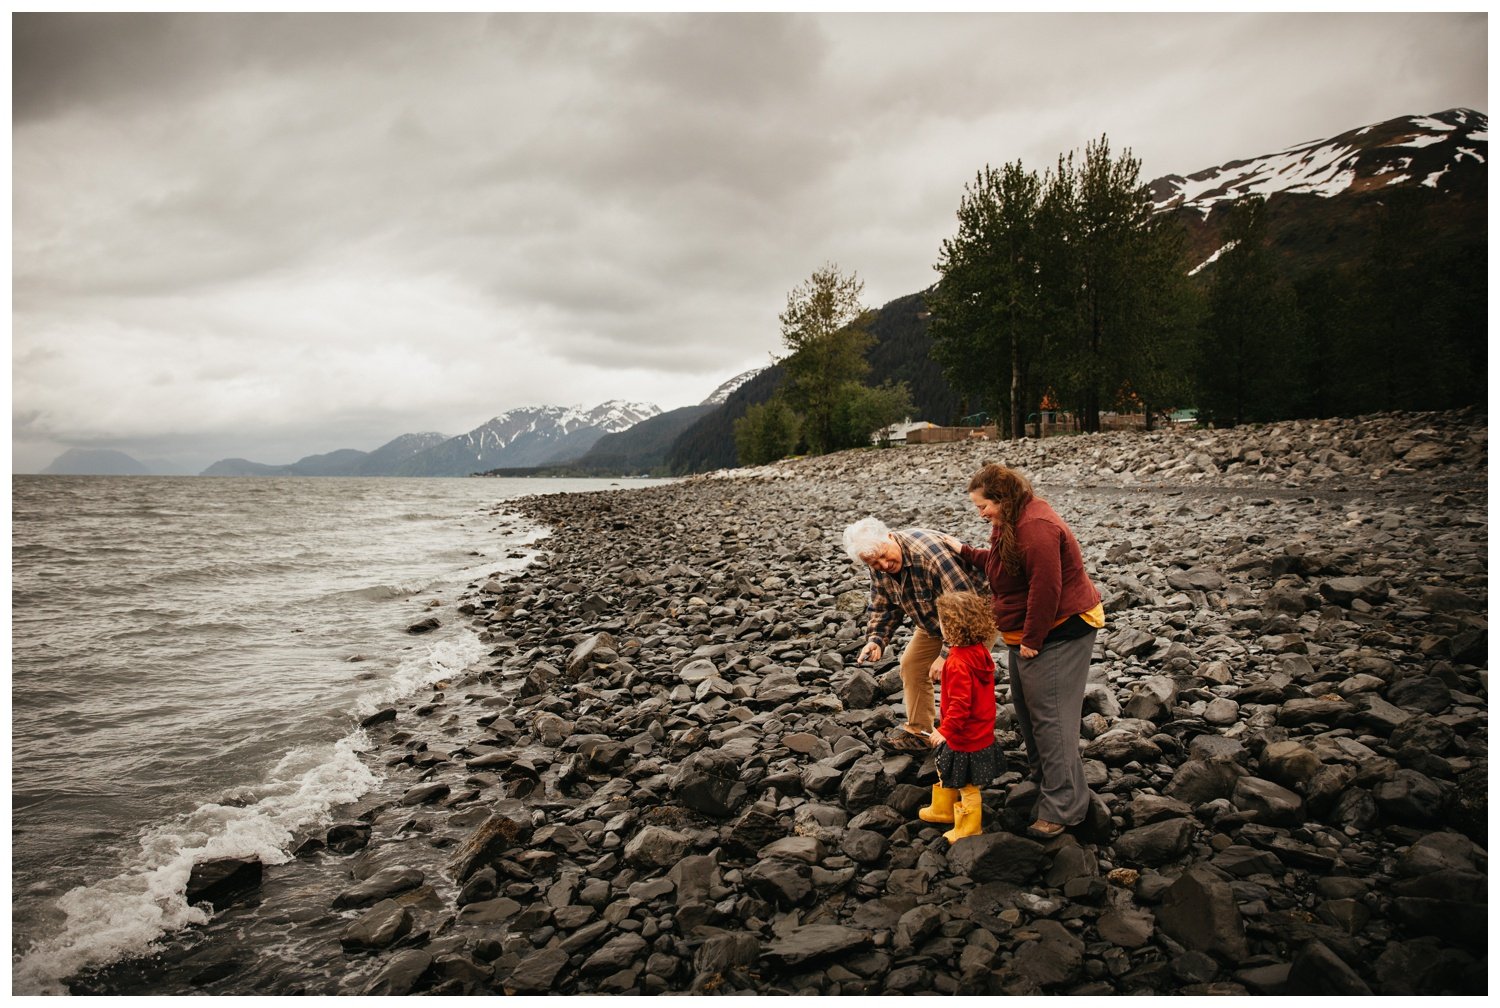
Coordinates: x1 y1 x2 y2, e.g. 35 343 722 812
340 899 413 951
332 867 424 910
186 856 262 911
326 822 372 854
450 812 531 883
362 949 433 995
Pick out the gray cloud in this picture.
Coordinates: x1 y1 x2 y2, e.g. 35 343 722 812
12 12 1486 472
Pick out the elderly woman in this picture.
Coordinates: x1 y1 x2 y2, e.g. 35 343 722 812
957 463 1104 839
843 517 985 753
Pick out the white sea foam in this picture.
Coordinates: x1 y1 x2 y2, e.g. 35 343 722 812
13 733 380 996
355 628 489 716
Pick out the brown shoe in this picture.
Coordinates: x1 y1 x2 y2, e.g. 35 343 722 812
1026 819 1065 839
881 728 931 753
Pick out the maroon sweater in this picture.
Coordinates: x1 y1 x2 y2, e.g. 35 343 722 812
960 497 1101 652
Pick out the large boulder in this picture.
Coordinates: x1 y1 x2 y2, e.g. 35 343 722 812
1153 866 1250 963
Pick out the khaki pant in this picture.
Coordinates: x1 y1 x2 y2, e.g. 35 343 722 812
899 626 942 734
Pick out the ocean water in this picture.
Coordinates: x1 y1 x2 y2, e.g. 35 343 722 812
10 474 670 994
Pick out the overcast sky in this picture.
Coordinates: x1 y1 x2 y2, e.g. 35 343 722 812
11 12 1488 473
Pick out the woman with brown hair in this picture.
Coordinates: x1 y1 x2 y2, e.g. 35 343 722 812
957 462 1105 839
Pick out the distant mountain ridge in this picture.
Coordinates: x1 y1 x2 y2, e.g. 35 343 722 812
197 401 660 477
41 448 149 476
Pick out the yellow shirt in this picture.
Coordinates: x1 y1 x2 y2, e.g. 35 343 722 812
1000 602 1106 648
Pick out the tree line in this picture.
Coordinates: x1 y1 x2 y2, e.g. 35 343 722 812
737 134 1484 464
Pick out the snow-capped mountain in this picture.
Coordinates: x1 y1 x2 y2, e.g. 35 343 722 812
393 401 661 475
1148 107 1486 278
701 367 769 406
1150 108 1485 217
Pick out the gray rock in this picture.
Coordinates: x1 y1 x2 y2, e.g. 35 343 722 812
1153 866 1250 963
186 856 262 910
581 933 649 976
503 947 570 994
670 749 748 818
1165 759 1246 805
1373 770 1447 825
362 949 433 995
449 812 531 883
332 867 423 910
1231 776 1305 826
341 899 413 950
1114 819 1194 866
1286 940 1373 995
762 924 872 970
945 832 1047 882
624 825 693 869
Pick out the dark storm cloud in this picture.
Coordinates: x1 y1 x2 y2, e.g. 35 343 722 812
11 12 1487 473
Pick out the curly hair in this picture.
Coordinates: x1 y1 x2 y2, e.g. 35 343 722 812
936 591 997 648
967 462 1034 576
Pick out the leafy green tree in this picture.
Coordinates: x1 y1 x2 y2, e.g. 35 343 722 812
833 380 915 449
929 162 1046 439
733 398 801 466
777 264 873 454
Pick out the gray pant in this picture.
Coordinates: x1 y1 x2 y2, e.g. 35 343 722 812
1006 630 1096 826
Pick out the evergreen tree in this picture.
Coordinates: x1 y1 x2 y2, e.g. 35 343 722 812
1196 196 1304 425
929 162 1046 439
1050 136 1165 433
777 264 873 455
733 398 801 466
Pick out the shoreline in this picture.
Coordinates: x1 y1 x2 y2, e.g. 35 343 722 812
65 409 1487 995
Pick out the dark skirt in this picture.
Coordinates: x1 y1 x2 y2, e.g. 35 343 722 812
934 740 1005 789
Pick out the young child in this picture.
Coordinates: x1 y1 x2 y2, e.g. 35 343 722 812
919 590 1002 843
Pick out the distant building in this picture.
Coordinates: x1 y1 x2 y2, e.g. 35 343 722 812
871 417 933 445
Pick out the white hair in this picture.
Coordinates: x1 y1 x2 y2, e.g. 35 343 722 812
843 517 892 563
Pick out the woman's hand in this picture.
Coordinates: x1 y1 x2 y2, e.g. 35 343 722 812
928 655 945 682
858 640 884 663
1020 645 1039 659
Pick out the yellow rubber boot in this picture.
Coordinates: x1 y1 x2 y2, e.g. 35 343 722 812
943 785 984 843
918 784 960 824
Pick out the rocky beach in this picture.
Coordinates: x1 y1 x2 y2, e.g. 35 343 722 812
71 409 1487 996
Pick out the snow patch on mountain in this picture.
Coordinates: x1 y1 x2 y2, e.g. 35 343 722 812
702 367 768 405
1149 108 1487 219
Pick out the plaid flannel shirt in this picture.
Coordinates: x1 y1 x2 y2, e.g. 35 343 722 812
864 528 984 647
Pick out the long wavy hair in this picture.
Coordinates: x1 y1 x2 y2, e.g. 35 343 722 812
967 462 1034 576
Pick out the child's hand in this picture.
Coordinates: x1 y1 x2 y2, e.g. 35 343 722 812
929 729 945 749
